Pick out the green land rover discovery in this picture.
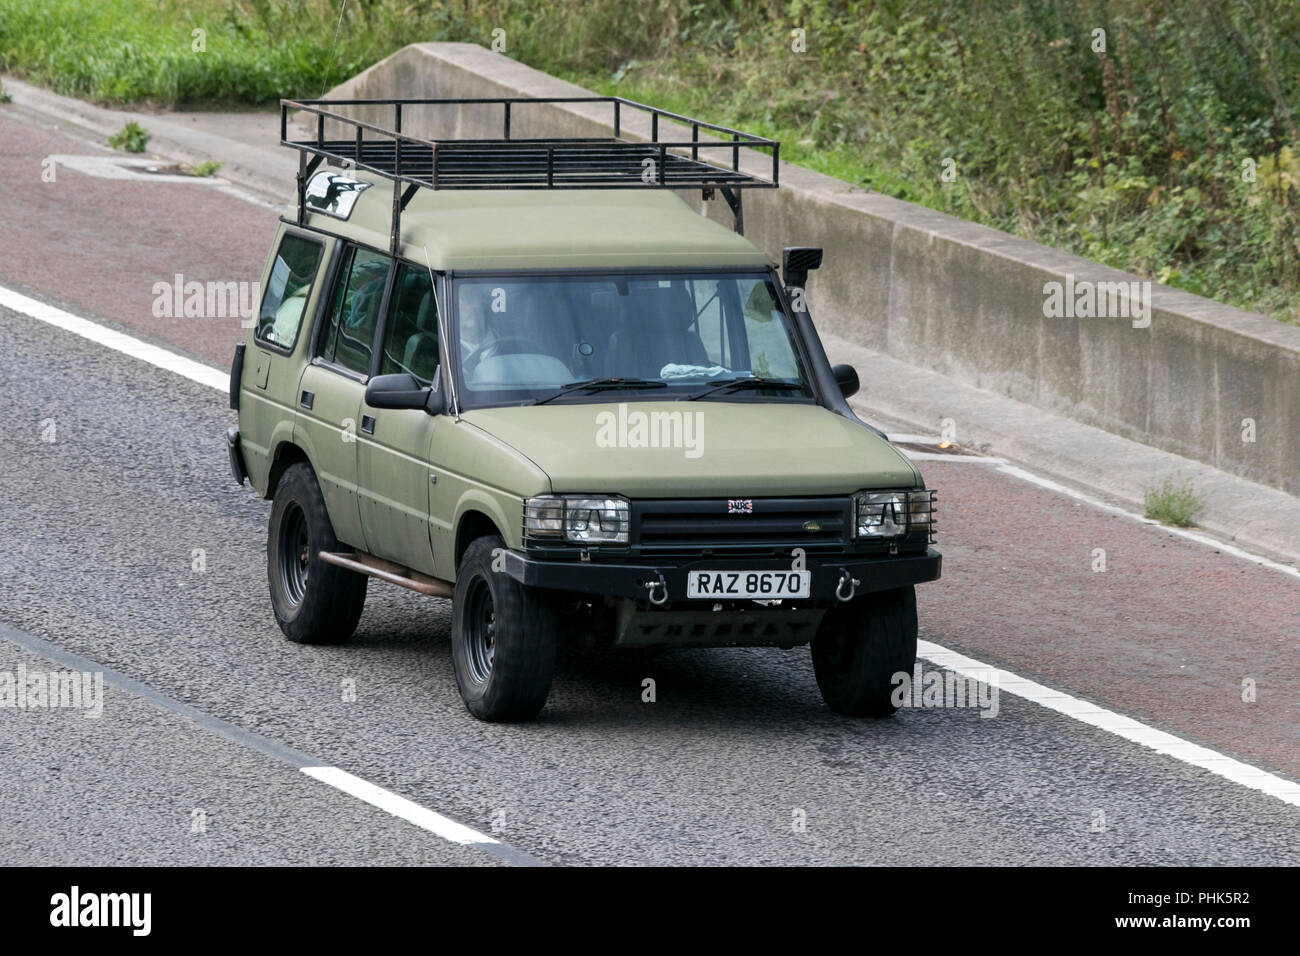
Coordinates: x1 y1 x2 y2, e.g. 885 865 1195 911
227 97 940 721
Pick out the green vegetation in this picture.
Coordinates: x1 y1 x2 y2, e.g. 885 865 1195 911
107 119 150 152
1 0 1298 320
0 78 10 103
191 159 222 177
1143 475 1206 527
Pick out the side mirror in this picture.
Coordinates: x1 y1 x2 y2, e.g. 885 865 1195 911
782 246 824 290
831 364 859 399
365 372 435 411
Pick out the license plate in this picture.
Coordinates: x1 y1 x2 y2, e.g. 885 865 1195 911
686 570 810 599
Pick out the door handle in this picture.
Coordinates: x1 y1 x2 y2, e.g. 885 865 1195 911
299 390 314 410
361 414 376 435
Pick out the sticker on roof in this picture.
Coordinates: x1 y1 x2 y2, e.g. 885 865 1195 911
304 172 371 220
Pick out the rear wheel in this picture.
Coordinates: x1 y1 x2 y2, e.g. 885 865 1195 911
451 535 556 721
267 462 367 644
812 586 917 717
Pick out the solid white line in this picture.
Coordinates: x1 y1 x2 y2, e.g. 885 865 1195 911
995 462 1300 581
887 433 944 444
918 640 1300 807
301 766 501 846
0 284 229 393
902 452 1004 463
8 283 1298 812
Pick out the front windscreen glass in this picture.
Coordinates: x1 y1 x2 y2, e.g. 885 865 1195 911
452 272 813 408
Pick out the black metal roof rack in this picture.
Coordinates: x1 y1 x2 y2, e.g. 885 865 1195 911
279 97 779 251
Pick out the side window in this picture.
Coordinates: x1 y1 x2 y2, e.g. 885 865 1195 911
256 233 323 351
318 246 391 376
379 263 439 386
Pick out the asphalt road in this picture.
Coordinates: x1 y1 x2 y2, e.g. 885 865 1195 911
1 108 1298 865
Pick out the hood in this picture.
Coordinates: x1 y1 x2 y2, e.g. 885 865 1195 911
459 400 921 497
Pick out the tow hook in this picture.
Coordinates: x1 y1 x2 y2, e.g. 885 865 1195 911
643 573 669 606
835 569 860 603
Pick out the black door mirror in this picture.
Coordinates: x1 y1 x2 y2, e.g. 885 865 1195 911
831 364 859 399
365 372 433 411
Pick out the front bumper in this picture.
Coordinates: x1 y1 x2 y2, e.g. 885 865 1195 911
497 547 941 604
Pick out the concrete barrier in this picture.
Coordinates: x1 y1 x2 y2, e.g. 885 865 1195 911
323 42 1300 496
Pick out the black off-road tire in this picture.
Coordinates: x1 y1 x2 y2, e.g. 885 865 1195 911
811 585 918 717
451 535 556 721
267 462 367 644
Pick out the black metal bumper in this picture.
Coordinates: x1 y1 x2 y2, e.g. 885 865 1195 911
498 548 941 604
226 426 248 486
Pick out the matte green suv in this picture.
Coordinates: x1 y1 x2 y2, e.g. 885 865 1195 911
228 98 940 721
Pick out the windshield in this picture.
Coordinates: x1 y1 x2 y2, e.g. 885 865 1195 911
451 272 813 408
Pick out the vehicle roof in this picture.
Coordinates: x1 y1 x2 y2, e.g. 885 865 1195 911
284 172 773 272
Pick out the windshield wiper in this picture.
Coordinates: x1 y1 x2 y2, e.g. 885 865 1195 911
684 377 805 401
532 377 667 405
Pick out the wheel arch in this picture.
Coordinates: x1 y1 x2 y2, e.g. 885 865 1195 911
266 441 312 500
454 509 505 574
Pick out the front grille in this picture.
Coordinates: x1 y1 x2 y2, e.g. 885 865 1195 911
631 497 851 554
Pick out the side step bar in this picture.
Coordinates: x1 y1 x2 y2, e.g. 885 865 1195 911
319 551 454 598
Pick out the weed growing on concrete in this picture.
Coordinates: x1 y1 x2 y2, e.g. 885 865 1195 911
1143 476 1206 527
108 120 150 153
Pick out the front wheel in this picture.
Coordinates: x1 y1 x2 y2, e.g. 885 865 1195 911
451 535 556 721
811 585 918 717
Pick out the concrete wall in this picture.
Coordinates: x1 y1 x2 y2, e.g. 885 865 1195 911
321 42 1300 496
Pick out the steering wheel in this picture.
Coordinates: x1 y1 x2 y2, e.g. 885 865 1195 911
463 335 549 370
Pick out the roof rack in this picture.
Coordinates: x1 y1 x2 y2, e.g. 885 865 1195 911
279 97 779 251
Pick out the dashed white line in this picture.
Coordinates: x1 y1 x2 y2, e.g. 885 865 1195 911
5 282 1299 816
0 619 538 864
301 767 503 847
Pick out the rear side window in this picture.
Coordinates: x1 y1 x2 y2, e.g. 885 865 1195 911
255 233 323 351
318 246 391 376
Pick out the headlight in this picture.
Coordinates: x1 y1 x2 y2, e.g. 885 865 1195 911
854 489 936 540
524 495 630 545
855 491 908 537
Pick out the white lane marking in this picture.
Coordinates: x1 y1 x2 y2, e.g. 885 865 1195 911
994 462 1300 581
901 452 1004 463
301 767 501 846
918 641 1300 807
9 284 1299 810
887 433 944 444
0 285 229 392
